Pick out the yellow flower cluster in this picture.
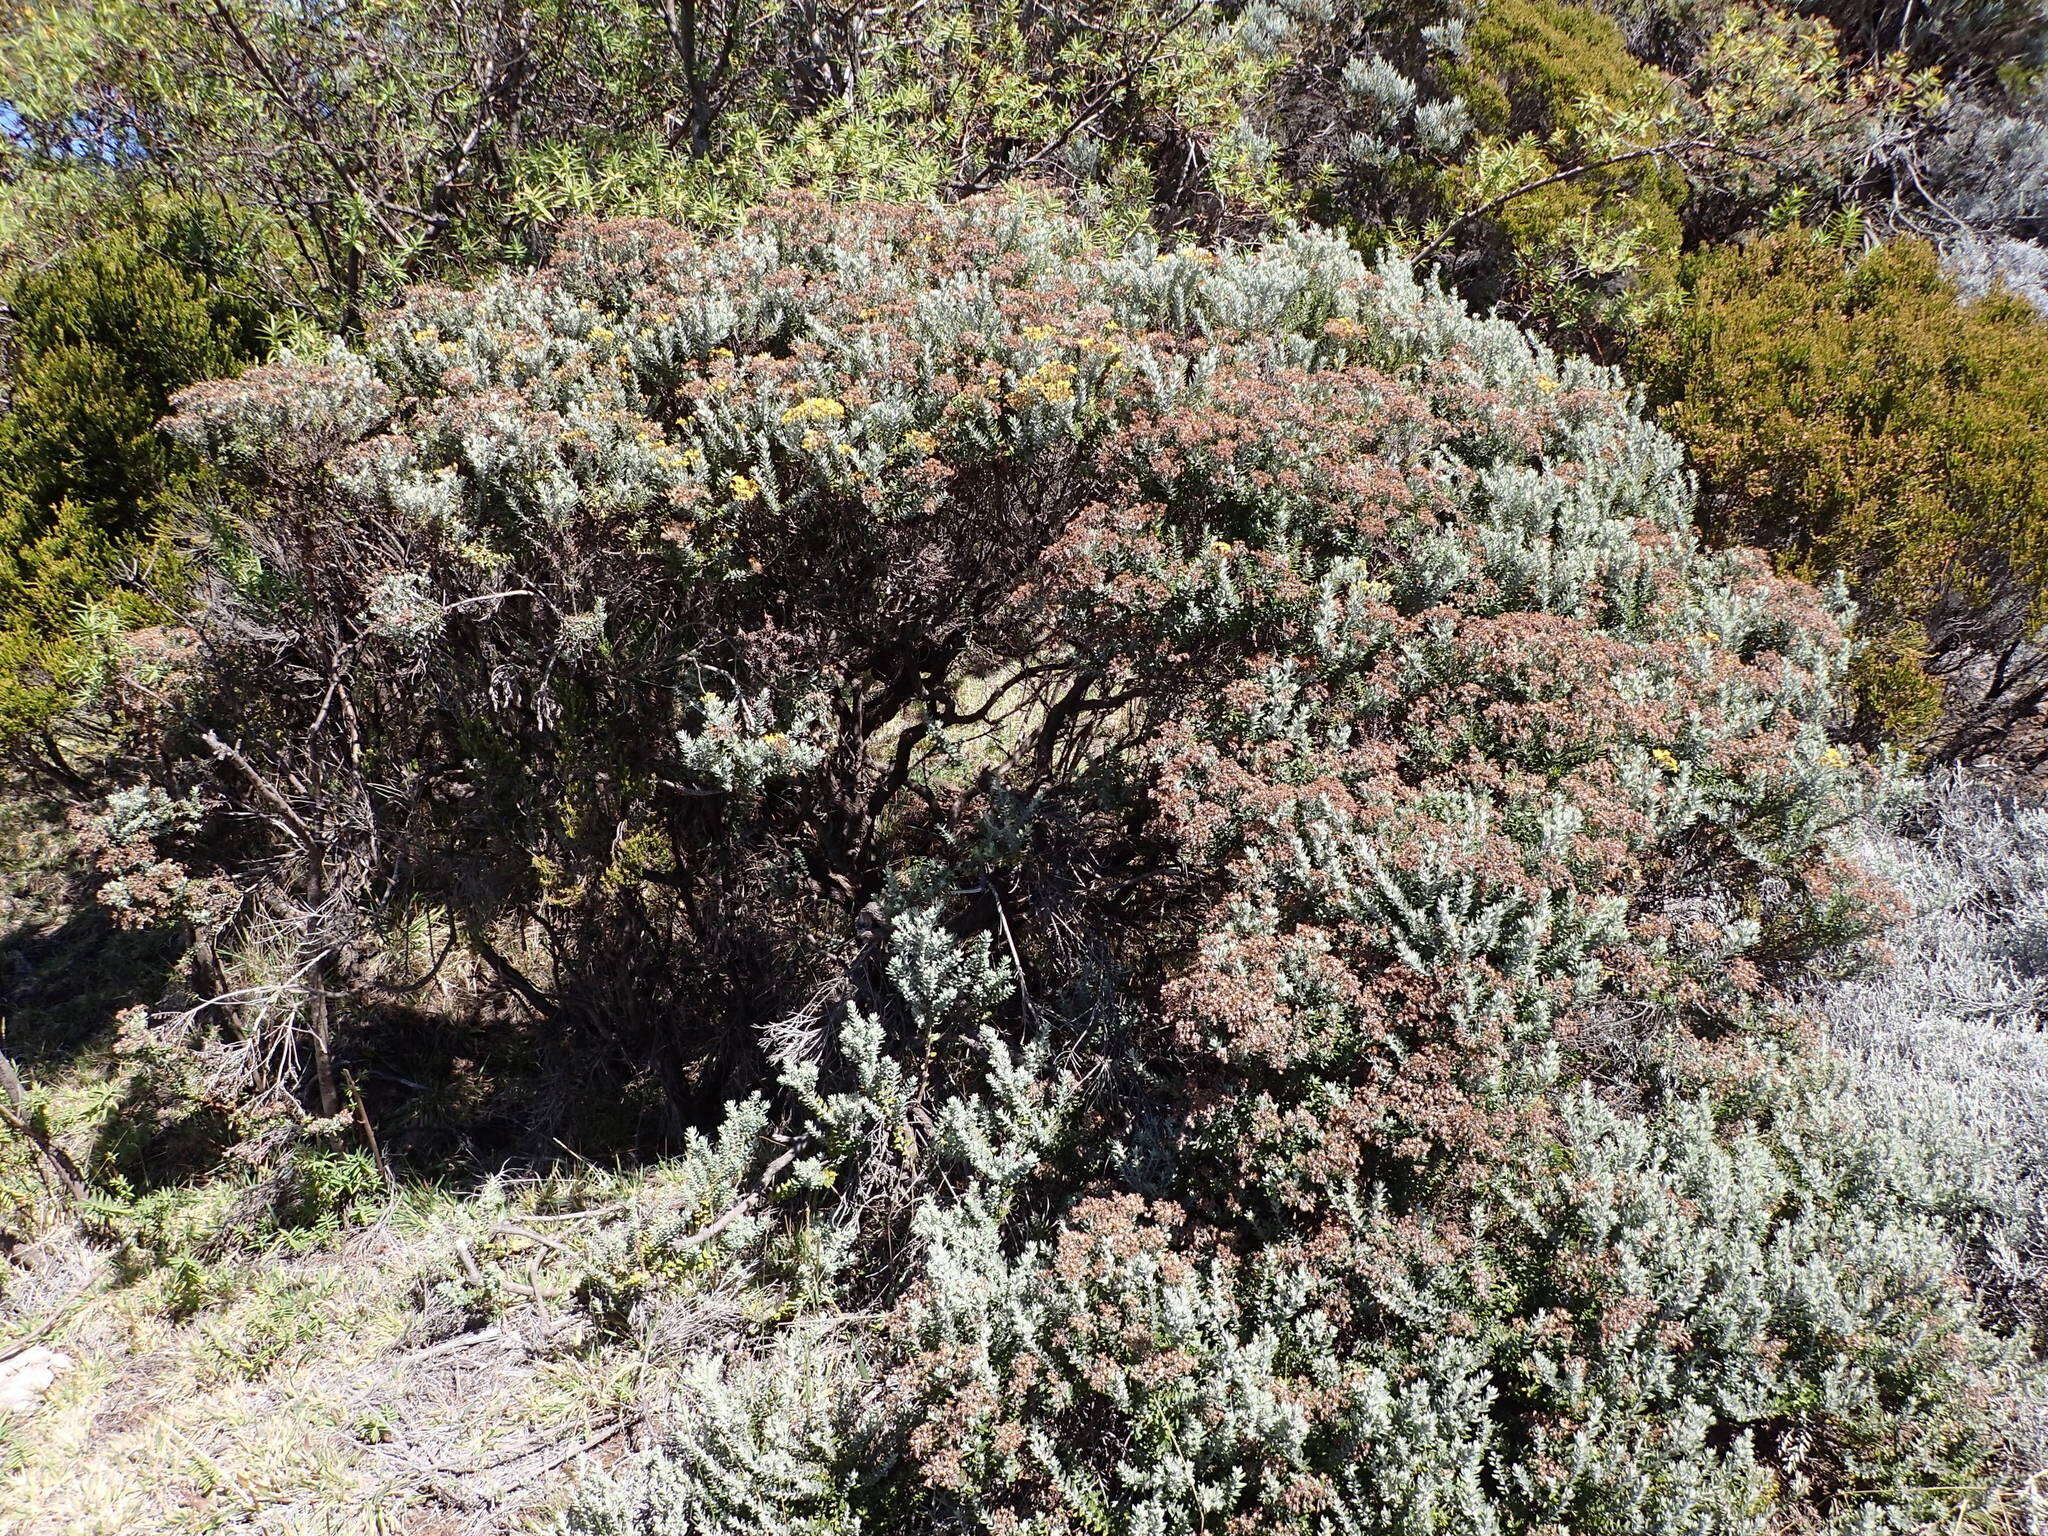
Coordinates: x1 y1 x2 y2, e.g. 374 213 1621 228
781 396 847 425
1009 360 1077 408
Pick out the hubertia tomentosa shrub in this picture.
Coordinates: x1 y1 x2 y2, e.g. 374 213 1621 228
117 194 2038 1530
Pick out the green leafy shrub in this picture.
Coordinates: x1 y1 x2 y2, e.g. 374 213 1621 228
132 195 2031 1529
0 219 260 768
1251 0 1942 353
1641 231 2048 758
1438 0 1690 341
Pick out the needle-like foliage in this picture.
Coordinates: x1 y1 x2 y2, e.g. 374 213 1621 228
90 194 2036 1532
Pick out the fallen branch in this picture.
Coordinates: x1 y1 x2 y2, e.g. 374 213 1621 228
675 1143 799 1253
405 1324 510 1361
474 1416 636 1500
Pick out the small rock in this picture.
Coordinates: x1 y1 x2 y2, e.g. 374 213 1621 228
0 1346 74 1414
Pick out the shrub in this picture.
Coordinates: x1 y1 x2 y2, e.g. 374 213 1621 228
1943 231 2048 315
0 218 260 771
1822 774 2048 1349
1238 0 1951 364
143 192 1857 1115
559 1335 885 1536
1929 106 2048 238
1 0 1290 316
139 195 2033 1528
1437 0 1689 341
1641 231 2048 758
895 1089 2015 1533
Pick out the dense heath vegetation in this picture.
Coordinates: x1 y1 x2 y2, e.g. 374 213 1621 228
1 0 2047 1529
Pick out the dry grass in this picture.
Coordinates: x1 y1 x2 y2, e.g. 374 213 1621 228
0 1153 769 1535
0 783 779 1534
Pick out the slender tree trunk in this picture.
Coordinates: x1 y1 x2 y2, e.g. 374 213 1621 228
305 958 341 1118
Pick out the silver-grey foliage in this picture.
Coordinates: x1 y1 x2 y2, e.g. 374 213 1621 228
1823 775 2048 1349
1942 233 2048 315
557 1334 877 1536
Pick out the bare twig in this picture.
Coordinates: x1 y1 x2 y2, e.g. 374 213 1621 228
0 1048 88 1207
1415 138 1786 261
201 730 319 852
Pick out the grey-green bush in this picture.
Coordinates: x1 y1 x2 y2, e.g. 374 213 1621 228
117 194 2036 1533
